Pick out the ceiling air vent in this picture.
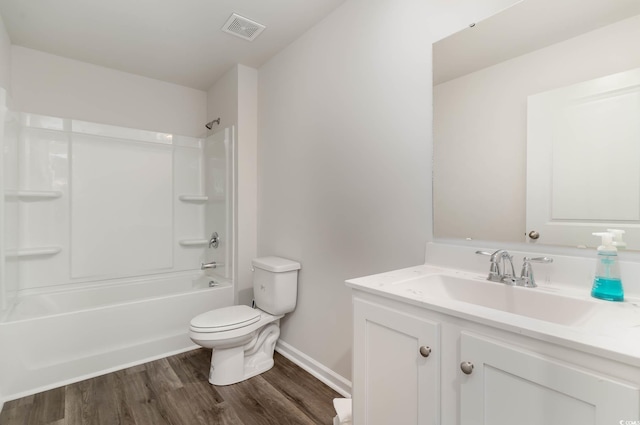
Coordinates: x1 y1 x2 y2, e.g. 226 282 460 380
222 13 266 41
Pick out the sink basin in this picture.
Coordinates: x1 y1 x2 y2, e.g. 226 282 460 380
393 274 599 326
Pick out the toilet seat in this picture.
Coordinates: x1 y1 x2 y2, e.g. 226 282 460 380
190 305 261 333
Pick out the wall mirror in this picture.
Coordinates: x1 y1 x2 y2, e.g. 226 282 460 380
433 0 640 250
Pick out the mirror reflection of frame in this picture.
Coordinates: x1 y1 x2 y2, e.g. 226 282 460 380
526 68 640 250
433 0 640 250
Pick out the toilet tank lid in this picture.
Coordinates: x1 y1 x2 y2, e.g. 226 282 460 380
252 256 301 272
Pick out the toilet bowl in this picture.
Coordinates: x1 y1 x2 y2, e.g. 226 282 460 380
189 256 301 385
189 305 283 385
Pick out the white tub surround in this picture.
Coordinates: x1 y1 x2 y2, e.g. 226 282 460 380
0 88 8 315
347 263 640 424
1 111 234 303
0 111 237 402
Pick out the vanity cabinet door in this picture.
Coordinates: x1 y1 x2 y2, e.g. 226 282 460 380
353 298 440 425
460 332 640 425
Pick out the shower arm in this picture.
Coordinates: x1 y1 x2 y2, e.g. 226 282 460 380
205 118 221 130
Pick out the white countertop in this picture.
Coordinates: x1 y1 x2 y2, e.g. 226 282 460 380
346 263 640 367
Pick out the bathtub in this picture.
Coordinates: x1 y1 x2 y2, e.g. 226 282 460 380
0 272 233 402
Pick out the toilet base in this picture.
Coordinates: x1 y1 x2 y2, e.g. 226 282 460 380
208 321 281 385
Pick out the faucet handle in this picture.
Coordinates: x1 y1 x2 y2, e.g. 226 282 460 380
519 256 553 288
476 251 501 282
524 256 553 263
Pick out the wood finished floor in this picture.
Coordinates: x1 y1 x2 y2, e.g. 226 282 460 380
0 350 340 425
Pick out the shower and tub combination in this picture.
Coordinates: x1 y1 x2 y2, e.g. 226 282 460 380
0 91 236 402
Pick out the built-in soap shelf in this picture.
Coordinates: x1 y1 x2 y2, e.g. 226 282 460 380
4 190 63 201
178 239 209 247
6 246 62 258
178 195 208 203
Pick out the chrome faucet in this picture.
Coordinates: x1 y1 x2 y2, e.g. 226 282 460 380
519 256 553 287
201 261 217 270
476 250 553 287
476 249 516 283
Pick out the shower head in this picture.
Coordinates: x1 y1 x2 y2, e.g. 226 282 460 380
205 118 221 130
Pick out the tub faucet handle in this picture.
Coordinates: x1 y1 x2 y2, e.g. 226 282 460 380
209 232 219 249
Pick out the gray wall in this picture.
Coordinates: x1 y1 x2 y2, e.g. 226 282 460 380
207 65 259 306
257 0 433 380
0 14 11 92
11 46 206 137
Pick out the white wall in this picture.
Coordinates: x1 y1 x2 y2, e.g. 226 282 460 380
206 66 238 127
236 66 258 306
0 14 11 93
258 0 435 381
434 14 640 242
206 64 258 306
11 46 207 137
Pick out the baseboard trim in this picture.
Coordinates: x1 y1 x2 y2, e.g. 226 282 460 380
275 340 352 398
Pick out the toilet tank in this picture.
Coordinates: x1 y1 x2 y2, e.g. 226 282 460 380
252 256 301 316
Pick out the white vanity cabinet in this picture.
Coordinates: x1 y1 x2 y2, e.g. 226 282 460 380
459 332 639 424
351 290 640 425
352 296 440 425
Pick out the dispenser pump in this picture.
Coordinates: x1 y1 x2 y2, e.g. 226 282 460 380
593 232 615 252
607 229 627 250
591 232 624 301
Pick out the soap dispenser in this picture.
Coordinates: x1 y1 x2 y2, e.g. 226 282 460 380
607 229 627 250
591 232 624 301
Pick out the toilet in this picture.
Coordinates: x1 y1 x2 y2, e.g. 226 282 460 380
189 256 301 385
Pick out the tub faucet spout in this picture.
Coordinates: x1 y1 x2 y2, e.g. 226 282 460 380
201 261 217 270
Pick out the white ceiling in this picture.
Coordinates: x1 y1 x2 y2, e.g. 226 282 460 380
434 0 640 85
0 0 346 90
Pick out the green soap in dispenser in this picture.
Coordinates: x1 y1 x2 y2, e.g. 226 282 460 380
591 232 624 301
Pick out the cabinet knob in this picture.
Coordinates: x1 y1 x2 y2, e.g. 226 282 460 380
460 361 474 375
419 346 431 358
528 230 540 240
